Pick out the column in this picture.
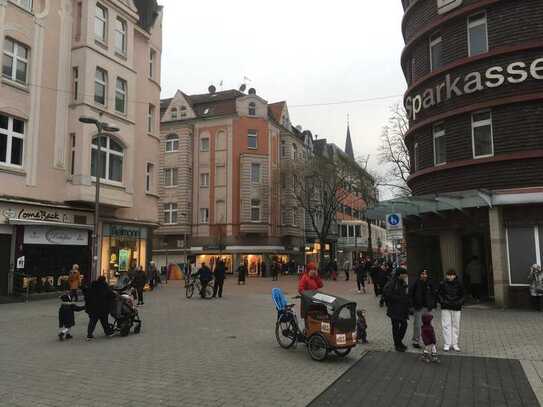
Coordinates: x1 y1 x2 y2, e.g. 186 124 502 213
439 230 463 278
489 207 509 308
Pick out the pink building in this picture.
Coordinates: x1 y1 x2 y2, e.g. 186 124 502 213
0 0 162 295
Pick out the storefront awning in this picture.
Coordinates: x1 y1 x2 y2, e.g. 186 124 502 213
8 218 94 230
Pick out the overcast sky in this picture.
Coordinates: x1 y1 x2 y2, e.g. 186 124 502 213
159 0 406 170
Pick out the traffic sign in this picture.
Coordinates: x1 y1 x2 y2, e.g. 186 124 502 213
386 213 403 231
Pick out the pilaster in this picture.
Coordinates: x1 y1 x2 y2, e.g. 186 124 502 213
489 207 509 308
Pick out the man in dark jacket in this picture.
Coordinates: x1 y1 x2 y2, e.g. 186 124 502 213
84 276 115 340
409 269 437 348
133 266 147 305
438 270 464 352
213 260 226 298
383 269 411 352
197 262 213 298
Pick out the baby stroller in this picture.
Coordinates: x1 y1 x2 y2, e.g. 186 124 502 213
111 282 142 337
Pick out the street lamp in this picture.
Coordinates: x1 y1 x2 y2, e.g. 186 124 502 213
79 115 119 281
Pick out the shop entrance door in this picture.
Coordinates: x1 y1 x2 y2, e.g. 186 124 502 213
0 235 11 295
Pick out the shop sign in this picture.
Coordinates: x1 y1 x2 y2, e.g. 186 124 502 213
0 203 89 225
104 224 147 239
24 227 88 246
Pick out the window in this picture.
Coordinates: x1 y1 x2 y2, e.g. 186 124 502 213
2 38 29 84
164 168 178 187
0 114 25 167
200 172 209 187
114 17 127 54
70 133 76 175
292 144 298 160
115 78 127 114
280 141 287 158
145 162 153 192
429 34 443 71
200 208 209 224
94 68 107 105
149 48 156 78
11 0 32 11
433 122 446 165
72 67 79 100
171 108 178 120
251 163 261 183
147 104 155 133
248 102 256 116
250 199 261 222
200 137 209 152
248 131 257 149
413 142 419 171
468 12 488 56
165 134 179 152
91 136 123 183
471 110 493 158
164 203 178 225
95 4 107 43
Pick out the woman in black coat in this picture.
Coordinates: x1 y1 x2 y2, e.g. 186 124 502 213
384 269 411 352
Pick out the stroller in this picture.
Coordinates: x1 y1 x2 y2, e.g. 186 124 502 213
110 281 142 337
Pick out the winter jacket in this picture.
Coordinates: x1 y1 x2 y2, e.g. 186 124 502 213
84 280 115 316
438 279 464 311
528 268 543 297
214 261 226 281
59 301 85 328
68 270 81 290
298 273 324 294
238 265 247 281
384 277 411 320
409 278 437 311
133 271 147 289
198 265 213 282
355 264 367 281
421 313 436 346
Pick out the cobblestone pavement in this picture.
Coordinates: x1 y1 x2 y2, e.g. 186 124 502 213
0 276 542 407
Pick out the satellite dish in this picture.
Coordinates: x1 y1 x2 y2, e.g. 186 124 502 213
239 84 247 93
208 85 216 94
248 88 256 95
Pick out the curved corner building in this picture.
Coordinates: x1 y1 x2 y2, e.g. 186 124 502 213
400 0 543 307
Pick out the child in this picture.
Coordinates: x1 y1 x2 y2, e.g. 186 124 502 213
420 313 439 363
356 309 368 344
58 294 85 341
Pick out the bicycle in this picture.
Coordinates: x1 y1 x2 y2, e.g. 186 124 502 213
185 273 214 299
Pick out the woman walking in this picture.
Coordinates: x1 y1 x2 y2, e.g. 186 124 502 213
528 264 543 311
68 264 81 301
438 269 464 352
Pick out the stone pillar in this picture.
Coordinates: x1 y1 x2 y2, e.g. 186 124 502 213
489 207 509 308
439 230 463 278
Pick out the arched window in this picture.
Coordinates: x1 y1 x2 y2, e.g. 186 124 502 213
248 102 256 116
91 136 124 183
165 133 179 152
171 108 178 120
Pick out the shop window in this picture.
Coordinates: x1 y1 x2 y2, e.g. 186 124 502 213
507 226 541 285
2 37 29 85
164 203 178 224
429 34 442 71
250 199 261 222
165 134 179 152
200 137 209 152
248 131 257 149
433 122 446 165
251 163 261 183
164 168 178 187
0 113 25 167
91 135 123 183
94 67 107 106
471 110 493 158
95 3 107 43
468 12 488 56
248 102 256 116
200 208 209 224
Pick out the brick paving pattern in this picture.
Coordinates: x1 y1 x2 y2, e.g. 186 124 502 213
0 276 541 406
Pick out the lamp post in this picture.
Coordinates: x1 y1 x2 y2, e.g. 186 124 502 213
79 115 119 281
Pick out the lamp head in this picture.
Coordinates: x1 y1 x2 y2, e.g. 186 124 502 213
79 116 98 125
103 125 120 133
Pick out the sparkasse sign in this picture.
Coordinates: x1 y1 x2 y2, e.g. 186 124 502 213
405 56 543 121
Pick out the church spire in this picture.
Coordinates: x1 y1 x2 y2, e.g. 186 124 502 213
345 115 354 159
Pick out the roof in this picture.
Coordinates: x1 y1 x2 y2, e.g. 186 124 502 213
268 101 285 122
188 90 244 105
345 125 354 159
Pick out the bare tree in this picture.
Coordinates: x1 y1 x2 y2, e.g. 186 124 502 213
378 104 412 197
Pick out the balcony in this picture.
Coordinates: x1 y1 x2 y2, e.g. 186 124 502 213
65 182 133 208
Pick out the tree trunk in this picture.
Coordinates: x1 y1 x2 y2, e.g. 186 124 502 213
367 218 374 262
318 240 326 276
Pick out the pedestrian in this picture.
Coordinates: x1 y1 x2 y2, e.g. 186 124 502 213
355 261 367 293
261 262 267 278
356 309 368 344
84 276 115 340
58 293 85 340
465 256 483 302
213 259 226 298
133 266 147 306
528 264 543 311
377 264 391 307
197 262 213 298
438 269 464 352
409 269 437 349
298 262 323 294
238 261 247 285
148 262 156 290
420 313 439 363
343 259 351 281
67 264 81 301
383 268 410 352
272 262 279 281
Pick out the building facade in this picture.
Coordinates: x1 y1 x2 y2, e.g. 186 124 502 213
0 0 162 295
398 0 543 307
155 88 307 275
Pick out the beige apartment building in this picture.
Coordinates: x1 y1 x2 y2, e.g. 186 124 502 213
0 0 162 296
154 87 307 276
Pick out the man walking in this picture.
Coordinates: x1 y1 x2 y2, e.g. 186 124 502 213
384 269 411 352
198 262 213 298
213 259 226 298
410 269 437 349
343 259 351 281
84 276 115 340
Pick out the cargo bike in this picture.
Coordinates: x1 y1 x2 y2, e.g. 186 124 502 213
272 288 357 361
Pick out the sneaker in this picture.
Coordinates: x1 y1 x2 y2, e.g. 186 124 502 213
65 334 73 340
443 345 450 352
452 345 461 352
58 333 64 341
357 290 361 293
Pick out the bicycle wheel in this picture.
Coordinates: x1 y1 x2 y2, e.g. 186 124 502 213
275 316 297 349
307 333 329 361
185 283 194 298
203 283 214 299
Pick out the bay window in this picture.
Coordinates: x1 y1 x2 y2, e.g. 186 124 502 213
91 136 123 183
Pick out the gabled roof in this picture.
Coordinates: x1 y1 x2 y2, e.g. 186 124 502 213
188 90 244 105
268 101 285 123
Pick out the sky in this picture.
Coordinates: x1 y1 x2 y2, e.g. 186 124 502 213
159 0 406 171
